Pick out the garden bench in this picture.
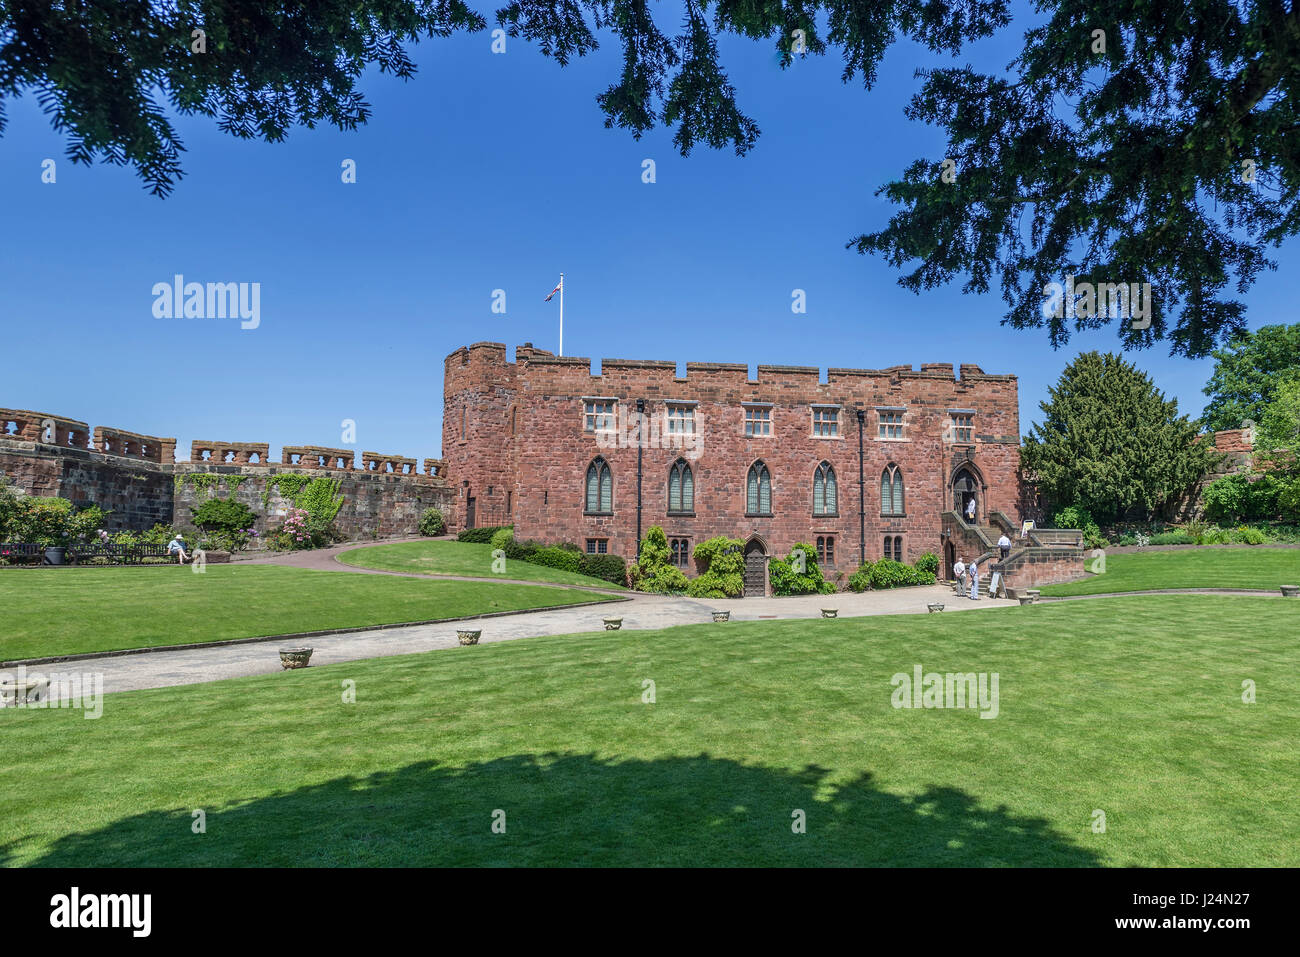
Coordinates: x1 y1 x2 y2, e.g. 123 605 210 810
127 544 174 564
0 543 45 566
67 544 132 565
64 544 177 565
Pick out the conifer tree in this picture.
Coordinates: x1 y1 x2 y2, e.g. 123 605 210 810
1021 352 1223 522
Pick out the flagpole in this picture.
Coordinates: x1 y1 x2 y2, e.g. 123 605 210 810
559 272 564 357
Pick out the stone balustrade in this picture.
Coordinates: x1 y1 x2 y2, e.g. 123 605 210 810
92 426 174 463
0 408 91 450
362 452 419 475
190 440 271 466
279 446 355 470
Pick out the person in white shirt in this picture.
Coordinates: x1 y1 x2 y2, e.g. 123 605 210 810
965 497 976 522
968 559 980 600
998 533 1011 560
953 558 966 595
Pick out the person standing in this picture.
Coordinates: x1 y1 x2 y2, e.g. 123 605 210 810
998 533 1011 560
953 557 966 596
965 497 977 522
969 558 980 600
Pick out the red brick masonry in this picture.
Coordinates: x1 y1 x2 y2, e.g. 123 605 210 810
442 342 1024 575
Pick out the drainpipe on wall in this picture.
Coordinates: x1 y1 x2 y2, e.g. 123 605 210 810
856 408 866 565
636 398 645 559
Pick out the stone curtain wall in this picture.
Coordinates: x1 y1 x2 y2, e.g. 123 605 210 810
0 407 453 540
0 439 176 531
443 343 1024 574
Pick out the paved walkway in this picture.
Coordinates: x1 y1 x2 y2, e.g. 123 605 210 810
239 539 630 594
46 584 1013 696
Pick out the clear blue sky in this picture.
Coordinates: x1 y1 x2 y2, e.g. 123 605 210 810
1 5 1290 462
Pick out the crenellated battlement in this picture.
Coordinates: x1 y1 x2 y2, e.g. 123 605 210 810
1 406 444 479
361 452 420 475
190 440 271 466
94 426 173 464
1 403 456 539
443 343 1016 397
2 408 93 450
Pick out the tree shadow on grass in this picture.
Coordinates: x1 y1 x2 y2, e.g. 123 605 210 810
15 753 1101 867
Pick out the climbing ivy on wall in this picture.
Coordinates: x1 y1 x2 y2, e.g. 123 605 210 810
263 475 345 523
297 478 345 524
224 475 248 494
174 473 220 498
263 474 310 509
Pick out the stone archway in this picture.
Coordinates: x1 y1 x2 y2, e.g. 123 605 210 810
743 536 769 598
952 466 982 522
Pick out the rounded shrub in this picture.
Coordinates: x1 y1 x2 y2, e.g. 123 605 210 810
913 552 940 577
629 526 690 593
418 508 445 536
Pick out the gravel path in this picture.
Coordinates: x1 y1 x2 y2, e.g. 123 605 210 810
22 583 1013 696
28 541 1283 698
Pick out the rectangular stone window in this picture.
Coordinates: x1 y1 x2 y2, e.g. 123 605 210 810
816 535 834 564
812 407 839 437
878 410 905 439
586 538 608 555
744 406 772 437
883 535 903 561
670 538 690 567
584 399 616 433
666 405 695 435
952 413 974 444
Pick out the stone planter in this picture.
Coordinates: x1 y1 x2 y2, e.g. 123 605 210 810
1025 590 1041 603
1281 585 1299 598
927 602 945 613
821 608 838 619
457 629 482 645
603 617 623 630
278 647 314 670
1018 596 1035 606
44 546 67 566
711 610 730 623
0 678 48 706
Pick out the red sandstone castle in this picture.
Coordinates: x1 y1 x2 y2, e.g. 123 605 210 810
443 342 1035 594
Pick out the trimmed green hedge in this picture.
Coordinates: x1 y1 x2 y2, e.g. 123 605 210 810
457 525 512 544
498 535 627 586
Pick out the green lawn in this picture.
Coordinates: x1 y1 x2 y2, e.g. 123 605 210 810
337 540 625 589
0 565 615 661
1039 546 1300 596
3 595 1296 867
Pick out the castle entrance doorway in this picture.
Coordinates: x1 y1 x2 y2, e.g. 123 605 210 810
953 468 979 522
743 538 768 598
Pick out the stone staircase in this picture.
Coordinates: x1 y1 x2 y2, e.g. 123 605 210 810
942 567 998 598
